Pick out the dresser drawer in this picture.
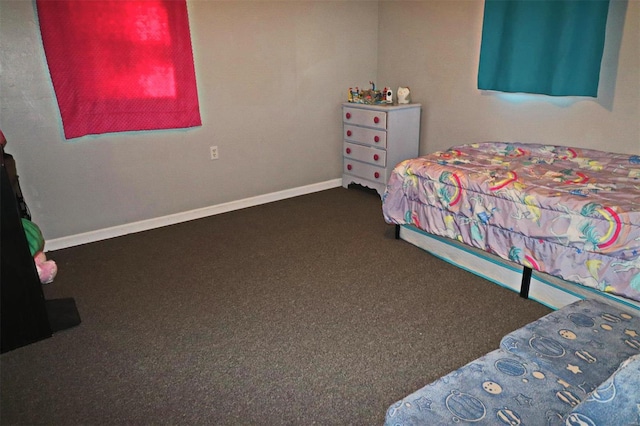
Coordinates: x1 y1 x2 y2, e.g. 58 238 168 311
344 142 386 167
343 107 387 130
344 125 387 149
341 102 420 197
344 160 387 183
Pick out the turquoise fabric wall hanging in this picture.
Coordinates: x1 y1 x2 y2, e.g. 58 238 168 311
478 0 610 97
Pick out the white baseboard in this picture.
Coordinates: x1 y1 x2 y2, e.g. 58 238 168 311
46 179 342 251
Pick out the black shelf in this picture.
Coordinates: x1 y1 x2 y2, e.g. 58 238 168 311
1 147 80 353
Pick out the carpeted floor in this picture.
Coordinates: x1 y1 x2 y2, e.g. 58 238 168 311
0 187 551 425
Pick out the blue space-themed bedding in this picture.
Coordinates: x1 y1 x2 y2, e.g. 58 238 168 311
386 348 573 425
385 298 640 425
382 142 640 303
566 353 640 425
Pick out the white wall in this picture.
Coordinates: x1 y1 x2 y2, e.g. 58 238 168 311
1 0 638 244
0 1 378 241
378 0 640 155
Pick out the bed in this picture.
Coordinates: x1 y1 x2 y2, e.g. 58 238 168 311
382 142 640 311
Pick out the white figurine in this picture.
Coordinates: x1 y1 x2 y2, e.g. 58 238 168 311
397 86 411 104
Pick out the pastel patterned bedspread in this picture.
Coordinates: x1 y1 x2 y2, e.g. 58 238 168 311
382 142 640 303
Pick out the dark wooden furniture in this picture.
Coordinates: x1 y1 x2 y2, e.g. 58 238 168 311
1 147 52 352
1 146 80 353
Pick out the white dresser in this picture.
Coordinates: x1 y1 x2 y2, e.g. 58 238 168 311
342 102 421 197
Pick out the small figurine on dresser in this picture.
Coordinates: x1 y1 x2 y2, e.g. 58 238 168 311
397 86 411 104
347 82 389 104
384 87 393 104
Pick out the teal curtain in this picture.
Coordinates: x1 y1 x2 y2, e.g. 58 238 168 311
478 0 610 97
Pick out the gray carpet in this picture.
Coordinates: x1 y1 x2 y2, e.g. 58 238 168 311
0 187 551 425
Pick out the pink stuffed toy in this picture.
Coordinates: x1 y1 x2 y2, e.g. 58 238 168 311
34 251 57 284
22 218 57 284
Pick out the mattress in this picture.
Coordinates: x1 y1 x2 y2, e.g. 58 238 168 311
382 142 640 303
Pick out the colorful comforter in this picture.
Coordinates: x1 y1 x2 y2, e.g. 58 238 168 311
382 142 640 303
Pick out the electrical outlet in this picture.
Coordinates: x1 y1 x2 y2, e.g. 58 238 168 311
210 145 219 160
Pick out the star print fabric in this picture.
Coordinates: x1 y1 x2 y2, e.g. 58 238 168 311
565 353 640 425
385 348 572 425
500 298 640 391
385 299 640 425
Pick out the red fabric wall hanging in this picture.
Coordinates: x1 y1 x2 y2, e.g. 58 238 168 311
36 0 201 139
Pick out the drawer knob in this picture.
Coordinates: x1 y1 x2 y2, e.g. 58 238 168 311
346 112 351 119
373 154 379 161
347 164 353 171
373 117 380 124
346 148 351 154
374 172 380 179
374 136 380 143
347 130 352 137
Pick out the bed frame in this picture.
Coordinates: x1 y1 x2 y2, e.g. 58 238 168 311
395 224 640 314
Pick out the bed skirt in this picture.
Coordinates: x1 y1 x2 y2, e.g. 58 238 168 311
398 224 640 313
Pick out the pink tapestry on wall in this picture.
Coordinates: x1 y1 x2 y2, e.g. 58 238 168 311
36 0 201 139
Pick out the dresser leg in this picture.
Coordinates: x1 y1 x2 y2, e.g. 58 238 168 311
395 224 400 240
